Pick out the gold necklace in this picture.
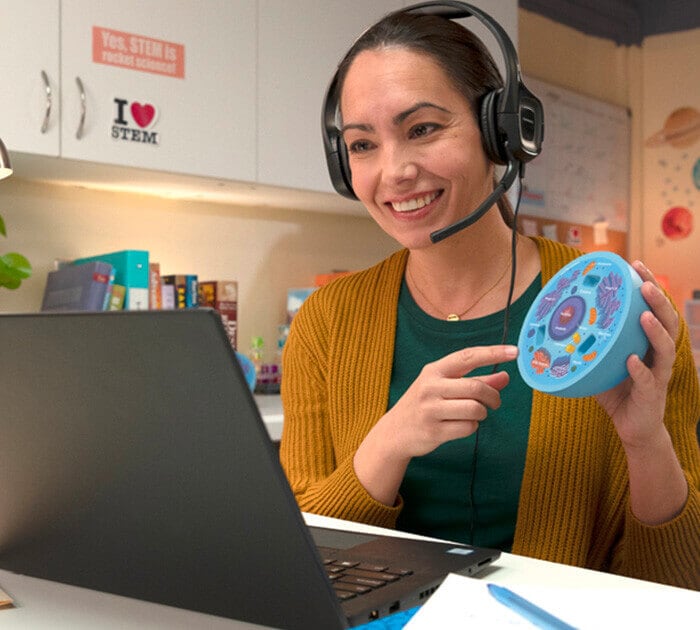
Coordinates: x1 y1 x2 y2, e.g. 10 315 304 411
406 259 511 321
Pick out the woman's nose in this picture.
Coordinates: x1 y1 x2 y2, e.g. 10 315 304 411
381 145 418 184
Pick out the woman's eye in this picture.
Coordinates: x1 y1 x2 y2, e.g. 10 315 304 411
409 123 438 139
347 139 374 154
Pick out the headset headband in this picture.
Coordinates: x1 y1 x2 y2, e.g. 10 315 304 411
321 2 544 242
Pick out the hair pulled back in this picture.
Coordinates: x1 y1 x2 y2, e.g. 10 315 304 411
334 12 517 228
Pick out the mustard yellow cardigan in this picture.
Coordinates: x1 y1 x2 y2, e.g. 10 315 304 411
280 237 700 589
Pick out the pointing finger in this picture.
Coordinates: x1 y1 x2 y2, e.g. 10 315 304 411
431 345 519 379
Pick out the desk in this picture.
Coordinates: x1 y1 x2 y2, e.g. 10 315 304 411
254 394 283 442
0 513 696 628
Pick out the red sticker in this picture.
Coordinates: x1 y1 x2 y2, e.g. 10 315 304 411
93 26 185 79
130 102 156 128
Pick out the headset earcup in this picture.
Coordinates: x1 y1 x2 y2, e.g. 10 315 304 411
321 69 357 200
479 90 507 164
337 137 355 198
322 117 357 199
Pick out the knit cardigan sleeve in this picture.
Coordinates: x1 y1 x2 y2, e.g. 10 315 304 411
279 250 408 528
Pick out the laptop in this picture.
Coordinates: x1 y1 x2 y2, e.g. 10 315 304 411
0 309 500 629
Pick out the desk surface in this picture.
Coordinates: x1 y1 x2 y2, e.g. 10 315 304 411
0 513 697 629
254 394 283 441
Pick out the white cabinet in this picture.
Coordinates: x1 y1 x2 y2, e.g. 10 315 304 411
60 0 257 180
1 0 257 182
254 0 518 195
0 1 60 156
256 0 405 194
2 1 518 201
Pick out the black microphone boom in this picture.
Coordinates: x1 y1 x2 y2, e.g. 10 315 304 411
429 158 519 243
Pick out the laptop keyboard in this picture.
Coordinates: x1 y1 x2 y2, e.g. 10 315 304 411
321 557 413 601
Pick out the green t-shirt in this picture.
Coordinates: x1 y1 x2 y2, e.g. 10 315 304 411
390 274 540 550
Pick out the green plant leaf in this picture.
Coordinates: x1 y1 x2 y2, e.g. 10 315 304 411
0 253 32 277
0 214 6 237
0 274 21 290
0 253 32 289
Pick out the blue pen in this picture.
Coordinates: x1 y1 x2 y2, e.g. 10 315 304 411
487 583 577 630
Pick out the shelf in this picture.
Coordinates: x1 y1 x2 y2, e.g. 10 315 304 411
11 152 366 216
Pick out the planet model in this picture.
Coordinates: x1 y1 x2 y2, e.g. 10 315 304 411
645 107 700 149
661 206 693 240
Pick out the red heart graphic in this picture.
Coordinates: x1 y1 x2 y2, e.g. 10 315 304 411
130 102 156 128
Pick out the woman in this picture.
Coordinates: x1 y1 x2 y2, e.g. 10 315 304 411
279 9 700 589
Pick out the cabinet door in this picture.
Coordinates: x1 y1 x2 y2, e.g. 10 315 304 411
256 0 404 194
0 0 60 156
60 0 256 181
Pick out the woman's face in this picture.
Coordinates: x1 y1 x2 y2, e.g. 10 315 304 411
340 47 494 249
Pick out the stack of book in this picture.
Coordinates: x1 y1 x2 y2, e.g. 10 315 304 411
42 249 149 312
159 273 199 310
40 249 238 351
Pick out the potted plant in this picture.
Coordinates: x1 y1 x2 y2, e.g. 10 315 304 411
0 214 31 289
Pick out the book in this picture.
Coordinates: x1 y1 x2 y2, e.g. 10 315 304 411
198 280 238 350
107 284 126 310
162 274 198 308
73 250 149 310
161 275 187 309
41 261 113 312
149 262 163 310
102 266 117 310
161 282 176 309
185 274 198 308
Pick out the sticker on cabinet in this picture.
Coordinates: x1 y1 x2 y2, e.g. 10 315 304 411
92 26 185 79
112 97 160 145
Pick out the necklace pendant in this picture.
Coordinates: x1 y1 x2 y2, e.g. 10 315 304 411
446 313 460 322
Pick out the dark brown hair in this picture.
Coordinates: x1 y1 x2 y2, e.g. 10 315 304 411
335 11 517 228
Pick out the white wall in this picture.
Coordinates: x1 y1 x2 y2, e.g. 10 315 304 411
0 178 397 360
519 10 700 307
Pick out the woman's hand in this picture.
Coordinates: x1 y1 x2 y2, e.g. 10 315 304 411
595 260 687 524
353 344 517 506
595 261 679 449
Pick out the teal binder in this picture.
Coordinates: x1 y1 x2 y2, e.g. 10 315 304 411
73 250 149 310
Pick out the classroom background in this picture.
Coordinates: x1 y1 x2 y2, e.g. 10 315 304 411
0 1 698 364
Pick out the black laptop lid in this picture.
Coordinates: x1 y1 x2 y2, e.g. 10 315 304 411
0 310 347 630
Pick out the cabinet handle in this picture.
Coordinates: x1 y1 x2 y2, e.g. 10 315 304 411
75 76 86 140
40 70 52 134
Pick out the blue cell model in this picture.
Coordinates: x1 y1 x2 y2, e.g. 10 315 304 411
517 251 649 397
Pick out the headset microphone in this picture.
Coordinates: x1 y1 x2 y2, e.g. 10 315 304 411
321 1 544 243
429 155 520 243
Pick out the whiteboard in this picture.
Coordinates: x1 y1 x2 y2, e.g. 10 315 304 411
519 76 631 231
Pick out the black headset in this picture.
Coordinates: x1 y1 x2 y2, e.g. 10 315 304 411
321 1 545 243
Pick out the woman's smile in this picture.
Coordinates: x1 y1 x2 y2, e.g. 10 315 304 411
387 190 443 214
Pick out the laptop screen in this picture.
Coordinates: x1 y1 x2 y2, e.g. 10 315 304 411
0 310 347 629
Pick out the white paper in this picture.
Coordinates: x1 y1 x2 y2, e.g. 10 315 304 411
593 220 610 245
404 573 699 630
542 223 559 241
